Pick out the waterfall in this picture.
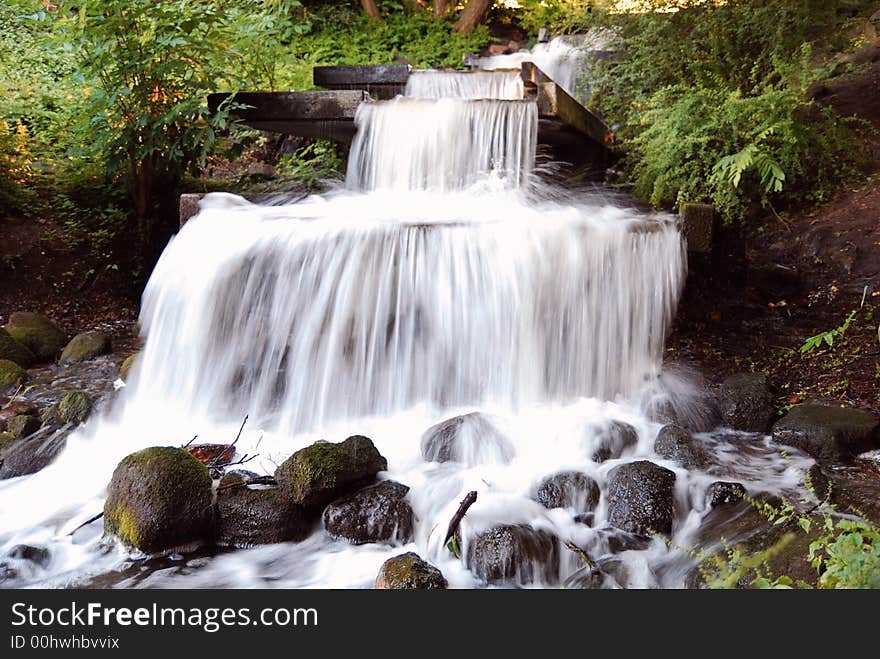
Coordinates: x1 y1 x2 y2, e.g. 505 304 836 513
2 67 804 593
405 69 524 100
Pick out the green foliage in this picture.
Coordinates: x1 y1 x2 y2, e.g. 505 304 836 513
279 3 489 91
589 0 873 223
276 140 344 190
697 475 880 589
800 288 867 354
507 0 598 35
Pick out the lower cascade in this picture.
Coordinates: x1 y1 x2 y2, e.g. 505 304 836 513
0 68 814 589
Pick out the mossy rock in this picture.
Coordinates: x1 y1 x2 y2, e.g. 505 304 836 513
4 312 67 363
0 359 28 392
322 480 414 545
104 447 214 553
375 553 447 589
275 435 387 510
0 432 15 452
59 391 93 426
118 352 140 382
0 328 35 368
7 414 40 440
59 331 111 365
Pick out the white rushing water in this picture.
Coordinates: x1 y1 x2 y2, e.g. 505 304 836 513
406 69 524 100
0 67 812 589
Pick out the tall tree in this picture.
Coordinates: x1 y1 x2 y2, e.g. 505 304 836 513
453 0 491 33
360 0 381 19
434 0 449 17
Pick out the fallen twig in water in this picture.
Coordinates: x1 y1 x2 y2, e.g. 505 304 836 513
444 490 478 546
68 511 104 536
216 475 276 492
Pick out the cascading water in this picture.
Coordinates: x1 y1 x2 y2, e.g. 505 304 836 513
0 66 812 589
405 69 524 100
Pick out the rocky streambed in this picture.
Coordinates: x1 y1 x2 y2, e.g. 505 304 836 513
1 312 879 589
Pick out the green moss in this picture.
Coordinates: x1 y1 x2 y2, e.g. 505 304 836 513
7 414 40 439
0 328 35 368
0 432 15 451
59 331 111 365
118 353 138 381
106 504 143 549
0 358 28 390
59 390 93 425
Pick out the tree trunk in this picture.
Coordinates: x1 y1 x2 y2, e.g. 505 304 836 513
434 0 449 17
360 0 381 20
453 0 491 33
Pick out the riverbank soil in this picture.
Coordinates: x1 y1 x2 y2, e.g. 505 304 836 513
669 60 880 416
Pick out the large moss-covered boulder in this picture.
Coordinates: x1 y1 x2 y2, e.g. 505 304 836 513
4 313 67 363
58 391 93 426
466 524 559 586
654 425 710 469
7 415 40 440
215 471 310 547
532 471 600 513
772 403 879 464
59 331 111 365
720 372 776 433
0 428 70 479
0 359 28 392
420 412 514 466
322 480 414 545
104 447 214 553
275 435 387 510
607 461 676 537
0 328 35 368
375 553 447 590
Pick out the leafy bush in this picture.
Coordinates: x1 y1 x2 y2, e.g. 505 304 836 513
587 0 874 223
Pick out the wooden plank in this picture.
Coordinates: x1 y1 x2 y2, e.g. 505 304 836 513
313 65 410 86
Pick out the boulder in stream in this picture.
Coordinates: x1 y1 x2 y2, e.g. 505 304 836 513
275 435 387 510
532 471 600 513
607 460 676 537
216 471 310 546
771 403 879 464
420 412 514 466
720 372 776 433
654 425 710 469
0 328 35 368
7 414 40 440
591 420 639 463
4 312 67 363
59 331 111 365
375 552 447 590
104 447 214 553
323 480 414 545
0 359 28 392
0 427 71 479
466 524 559 586
706 481 747 508
118 352 140 382
58 391 93 426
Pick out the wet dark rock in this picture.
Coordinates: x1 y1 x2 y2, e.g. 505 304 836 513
466 524 559 586
605 530 653 553
323 480 413 545
4 312 67 363
607 461 676 537
748 263 802 300
0 400 37 430
0 432 14 451
216 472 309 547
420 412 514 466
771 403 880 464
8 545 50 567
375 552 447 589
58 391 93 426
720 373 776 433
707 481 747 507
7 414 40 439
591 420 638 463
654 425 710 469
0 426 70 479
0 328 35 367
563 564 609 589
275 435 387 510
59 331 111 365
532 471 599 512
810 461 880 526
0 359 28 392
104 447 214 553
573 512 595 526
